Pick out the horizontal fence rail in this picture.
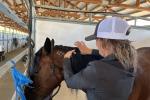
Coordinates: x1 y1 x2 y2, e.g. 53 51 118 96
0 48 28 78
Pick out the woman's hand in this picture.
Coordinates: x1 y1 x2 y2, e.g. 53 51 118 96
64 50 76 59
74 41 92 55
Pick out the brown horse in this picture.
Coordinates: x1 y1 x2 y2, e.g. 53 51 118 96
25 38 150 100
128 47 150 100
24 38 101 100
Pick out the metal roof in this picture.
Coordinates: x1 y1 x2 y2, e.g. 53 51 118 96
0 0 150 32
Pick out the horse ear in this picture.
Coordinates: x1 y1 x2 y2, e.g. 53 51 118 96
44 37 51 54
51 39 55 46
51 39 55 52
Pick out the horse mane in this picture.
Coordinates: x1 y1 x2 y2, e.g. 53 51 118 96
54 45 80 53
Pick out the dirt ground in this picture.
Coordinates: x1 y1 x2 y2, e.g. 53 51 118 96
53 81 86 100
0 61 26 100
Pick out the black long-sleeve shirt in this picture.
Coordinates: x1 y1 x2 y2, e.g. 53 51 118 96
91 49 99 55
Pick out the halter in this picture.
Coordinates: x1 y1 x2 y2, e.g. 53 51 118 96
48 49 62 99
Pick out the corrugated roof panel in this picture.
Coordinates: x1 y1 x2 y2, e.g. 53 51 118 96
88 4 97 10
111 7 122 11
7 0 14 5
118 9 135 14
15 0 22 4
85 18 89 21
131 11 150 16
122 0 136 4
93 6 103 11
140 2 150 7
77 2 85 9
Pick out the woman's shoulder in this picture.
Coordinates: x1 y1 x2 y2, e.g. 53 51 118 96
87 60 134 81
88 55 118 66
88 59 126 73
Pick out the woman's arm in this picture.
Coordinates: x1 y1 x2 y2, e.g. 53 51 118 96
63 58 96 89
74 41 99 55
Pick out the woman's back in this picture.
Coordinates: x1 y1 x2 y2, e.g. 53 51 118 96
86 55 134 100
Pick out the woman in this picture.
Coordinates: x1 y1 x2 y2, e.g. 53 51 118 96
63 17 136 100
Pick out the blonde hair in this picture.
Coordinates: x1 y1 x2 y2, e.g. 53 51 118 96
97 38 136 70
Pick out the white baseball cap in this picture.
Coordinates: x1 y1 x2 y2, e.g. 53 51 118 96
85 17 131 41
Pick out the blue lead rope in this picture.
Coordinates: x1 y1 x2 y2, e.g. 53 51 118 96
10 60 33 100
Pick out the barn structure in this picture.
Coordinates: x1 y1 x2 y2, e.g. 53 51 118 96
0 0 150 100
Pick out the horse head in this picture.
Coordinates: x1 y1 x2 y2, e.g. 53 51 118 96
24 38 83 100
24 38 65 100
